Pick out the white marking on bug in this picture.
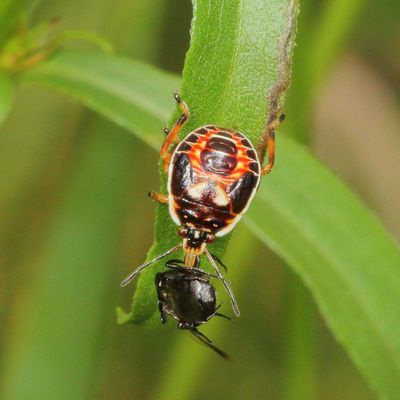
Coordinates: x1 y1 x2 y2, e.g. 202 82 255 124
186 180 230 207
213 184 230 206
187 181 208 201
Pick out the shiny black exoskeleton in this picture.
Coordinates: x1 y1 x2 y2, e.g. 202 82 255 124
156 264 216 328
156 260 230 359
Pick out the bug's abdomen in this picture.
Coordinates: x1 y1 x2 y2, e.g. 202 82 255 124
168 126 261 236
200 136 238 176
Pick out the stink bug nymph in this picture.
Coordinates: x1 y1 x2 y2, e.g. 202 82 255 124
121 93 283 317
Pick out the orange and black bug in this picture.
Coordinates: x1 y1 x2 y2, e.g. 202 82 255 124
121 93 283 318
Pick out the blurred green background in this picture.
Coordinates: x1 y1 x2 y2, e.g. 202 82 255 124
1 0 399 399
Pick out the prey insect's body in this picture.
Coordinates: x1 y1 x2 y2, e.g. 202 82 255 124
156 260 230 359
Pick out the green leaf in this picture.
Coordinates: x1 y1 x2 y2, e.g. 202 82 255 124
20 50 180 150
246 137 400 399
0 71 14 125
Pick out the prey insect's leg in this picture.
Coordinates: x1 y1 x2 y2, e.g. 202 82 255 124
165 259 185 268
210 253 228 272
215 312 232 320
205 249 240 317
189 328 230 360
165 259 222 280
148 191 168 204
161 93 190 172
213 304 232 320
261 113 285 175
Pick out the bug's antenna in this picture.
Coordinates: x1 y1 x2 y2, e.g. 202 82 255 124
205 249 240 317
189 328 230 360
121 244 182 287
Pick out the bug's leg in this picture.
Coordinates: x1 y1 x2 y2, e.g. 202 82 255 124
205 249 240 317
161 93 190 172
261 113 285 175
148 191 168 204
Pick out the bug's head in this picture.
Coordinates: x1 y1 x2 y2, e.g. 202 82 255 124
179 227 215 247
178 227 215 266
